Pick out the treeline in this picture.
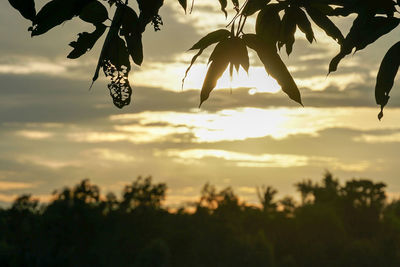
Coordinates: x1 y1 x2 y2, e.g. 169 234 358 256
1 173 400 266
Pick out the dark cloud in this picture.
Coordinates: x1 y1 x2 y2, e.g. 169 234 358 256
2 71 400 126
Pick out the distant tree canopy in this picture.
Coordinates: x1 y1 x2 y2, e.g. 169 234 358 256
3 173 400 266
8 0 400 119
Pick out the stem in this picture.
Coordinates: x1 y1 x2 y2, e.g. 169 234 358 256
238 15 247 35
236 15 242 36
226 0 249 27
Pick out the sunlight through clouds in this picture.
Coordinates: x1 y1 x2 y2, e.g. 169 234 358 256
109 108 400 143
133 62 281 93
82 149 136 163
155 149 371 171
156 149 309 168
16 130 54 140
0 181 35 191
16 155 81 169
354 133 400 143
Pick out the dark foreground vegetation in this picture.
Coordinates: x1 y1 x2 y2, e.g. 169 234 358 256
1 173 400 266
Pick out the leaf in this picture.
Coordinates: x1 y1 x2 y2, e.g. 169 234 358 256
355 17 400 51
102 34 132 108
177 0 187 12
329 15 400 73
30 0 92 36
330 7 355 17
92 4 132 108
190 29 231 50
375 41 400 120
103 35 130 72
200 39 231 106
305 7 344 44
218 0 228 17
256 4 282 47
182 49 203 89
91 4 123 87
8 0 36 21
229 37 250 73
328 51 346 73
243 0 270 17
308 2 334 15
182 29 231 88
67 24 106 59
79 0 108 25
231 0 239 11
279 9 296 55
294 7 314 44
137 0 164 31
121 5 143 66
243 34 302 105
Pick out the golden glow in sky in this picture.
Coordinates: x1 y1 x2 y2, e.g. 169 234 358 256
1 0 400 207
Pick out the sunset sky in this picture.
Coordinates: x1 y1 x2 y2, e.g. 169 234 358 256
1 0 400 207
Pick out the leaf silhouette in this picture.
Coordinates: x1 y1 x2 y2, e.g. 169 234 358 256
79 0 108 25
243 34 302 105
200 39 231 106
137 0 164 31
229 37 249 73
102 34 132 108
279 8 296 55
121 5 143 66
355 17 400 51
67 24 106 59
8 0 36 21
91 4 132 108
198 36 249 106
294 7 314 44
375 41 400 120
177 0 187 12
190 29 231 50
183 29 231 88
243 0 270 17
305 6 344 44
256 4 282 47
231 0 239 10
92 3 125 85
30 0 92 36
329 15 400 73
218 0 228 17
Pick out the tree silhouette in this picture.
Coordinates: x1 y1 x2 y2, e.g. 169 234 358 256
8 0 400 119
1 173 400 266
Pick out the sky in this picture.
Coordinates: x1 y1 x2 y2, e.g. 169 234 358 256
1 0 400 207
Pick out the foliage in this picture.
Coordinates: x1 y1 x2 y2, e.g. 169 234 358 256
2 173 400 266
7 0 400 118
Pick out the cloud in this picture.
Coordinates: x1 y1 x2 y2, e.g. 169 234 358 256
82 149 136 163
155 148 371 172
0 181 35 191
156 149 310 168
0 193 52 204
16 155 81 169
16 130 54 140
354 133 400 143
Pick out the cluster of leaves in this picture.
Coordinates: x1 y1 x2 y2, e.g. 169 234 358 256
9 0 163 108
8 0 400 118
181 0 400 118
3 173 400 266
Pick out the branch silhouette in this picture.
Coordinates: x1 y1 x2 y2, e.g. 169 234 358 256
8 0 400 118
